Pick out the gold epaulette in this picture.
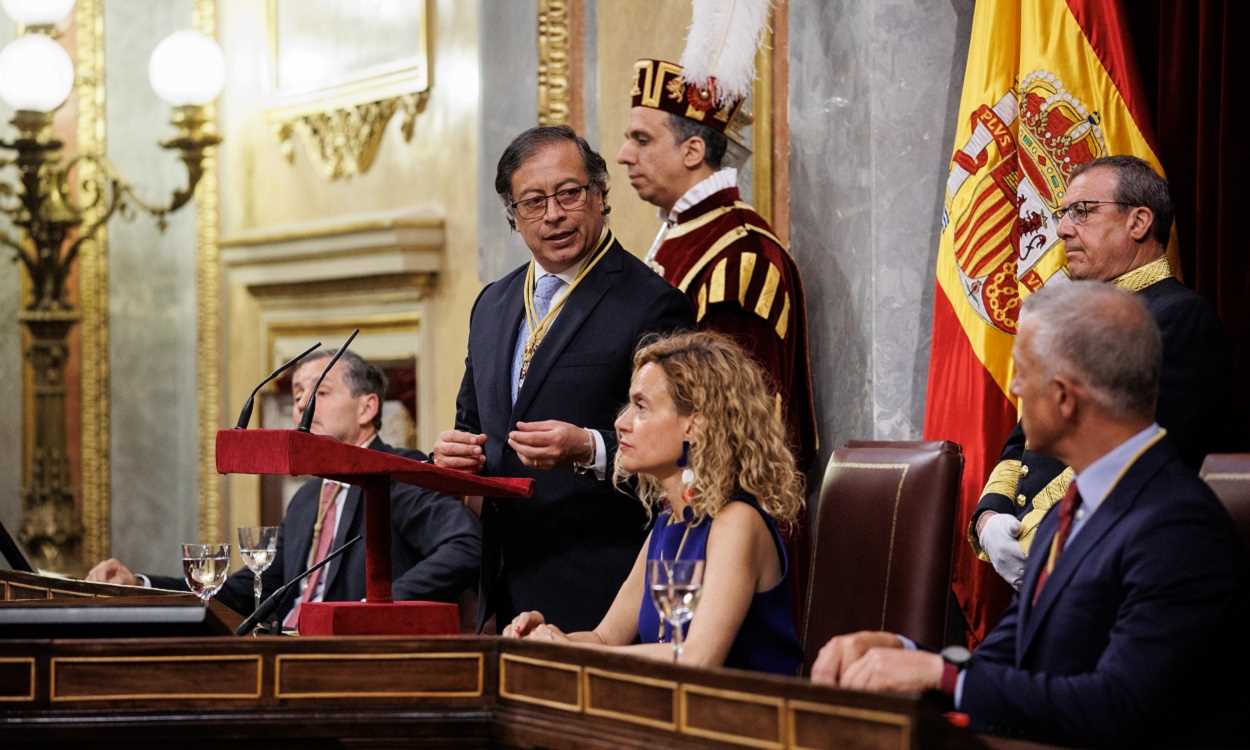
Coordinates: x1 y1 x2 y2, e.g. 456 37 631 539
968 459 1023 560
1017 467 1075 553
1112 256 1172 293
693 250 791 340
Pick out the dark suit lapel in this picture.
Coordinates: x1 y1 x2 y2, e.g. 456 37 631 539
490 271 527 451
1019 438 1170 659
511 241 623 420
285 481 319 578
321 483 360 596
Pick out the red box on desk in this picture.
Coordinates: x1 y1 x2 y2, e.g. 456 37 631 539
298 600 460 636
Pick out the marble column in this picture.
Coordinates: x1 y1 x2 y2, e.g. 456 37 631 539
105 0 200 574
788 0 973 485
477 0 540 283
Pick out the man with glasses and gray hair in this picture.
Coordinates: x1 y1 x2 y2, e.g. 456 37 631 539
971 155 1243 590
434 125 691 633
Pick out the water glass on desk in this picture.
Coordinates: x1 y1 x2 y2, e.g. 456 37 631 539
648 559 704 663
181 543 230 607
237 526 278 613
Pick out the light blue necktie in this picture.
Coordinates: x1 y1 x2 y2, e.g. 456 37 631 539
511 273 566 404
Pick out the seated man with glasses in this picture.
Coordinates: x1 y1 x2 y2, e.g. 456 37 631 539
433 125 692 633
970 155 1244 591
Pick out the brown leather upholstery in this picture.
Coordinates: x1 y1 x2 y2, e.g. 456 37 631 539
801 440 963 673
1200 453 1250 551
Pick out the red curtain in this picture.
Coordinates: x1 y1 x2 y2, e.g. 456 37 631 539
1130 1 1250 433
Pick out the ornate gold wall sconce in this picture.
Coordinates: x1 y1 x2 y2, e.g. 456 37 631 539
0 1 225 572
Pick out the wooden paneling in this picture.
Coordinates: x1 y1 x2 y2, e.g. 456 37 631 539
681 683 786 749
275 652 483 699
50 655 262 702
584 666 677 730
0 657 35 701
498 652 582 712
789 700 911 750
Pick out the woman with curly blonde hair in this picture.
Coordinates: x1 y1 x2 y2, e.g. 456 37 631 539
503 331 805 675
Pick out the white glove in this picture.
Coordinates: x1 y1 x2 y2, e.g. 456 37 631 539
979 513 1026 589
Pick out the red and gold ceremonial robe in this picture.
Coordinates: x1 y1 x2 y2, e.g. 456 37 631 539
654 187 818 471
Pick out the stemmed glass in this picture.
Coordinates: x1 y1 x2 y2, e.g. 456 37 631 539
181 543 230 607
648 559 705 663
237 526 278 613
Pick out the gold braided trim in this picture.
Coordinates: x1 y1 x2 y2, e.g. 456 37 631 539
693 254 790 339
981 459 1023 498
1017 467 1075 553
1112 256 1172 293
663 201 752 241
676 224 785 294
968 459 1023 560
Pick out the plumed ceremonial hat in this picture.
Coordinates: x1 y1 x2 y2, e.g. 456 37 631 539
629 0 771 135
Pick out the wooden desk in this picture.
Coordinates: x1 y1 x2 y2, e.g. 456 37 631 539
0 570 1054 748
0 634 1057 749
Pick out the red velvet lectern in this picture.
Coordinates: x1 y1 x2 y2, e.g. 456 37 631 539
216 429 532 635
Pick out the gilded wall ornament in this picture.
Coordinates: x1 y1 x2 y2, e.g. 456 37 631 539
273 92 428 180
538 0 572 126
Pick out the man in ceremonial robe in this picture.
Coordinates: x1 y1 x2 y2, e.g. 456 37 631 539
434 126 692 633
617 58 817 472
971 156 1245 589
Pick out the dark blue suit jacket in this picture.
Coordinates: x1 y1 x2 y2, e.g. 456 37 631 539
455 236 692 632
962 435 1249 746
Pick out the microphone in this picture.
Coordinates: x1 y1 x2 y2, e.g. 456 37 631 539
234 533 361 636
296 329 359 433
234 341 322 429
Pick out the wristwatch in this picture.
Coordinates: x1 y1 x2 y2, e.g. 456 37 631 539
939 645 972 697
572 428 597 476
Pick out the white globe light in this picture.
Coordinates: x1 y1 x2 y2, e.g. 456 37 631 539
0 35 74 113
148 30 225 107
1 0 75 26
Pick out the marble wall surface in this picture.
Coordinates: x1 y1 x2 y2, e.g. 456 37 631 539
789 0 973 484
0 17 19 541
477 0 539 284
105 0 201 574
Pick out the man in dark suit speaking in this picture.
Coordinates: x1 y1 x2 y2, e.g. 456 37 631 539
433 126 692 632
810 282 1248 746
88 350 482 625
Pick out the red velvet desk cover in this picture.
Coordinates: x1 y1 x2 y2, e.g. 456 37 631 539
215 429 533 498
216 429 531 635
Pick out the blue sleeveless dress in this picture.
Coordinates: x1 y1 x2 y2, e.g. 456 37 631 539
637 492 803 675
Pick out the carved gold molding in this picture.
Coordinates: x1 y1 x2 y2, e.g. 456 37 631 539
76 0 109 567
265 1 430 180
272 93 427 180
195 0 223 543
537 0 572 126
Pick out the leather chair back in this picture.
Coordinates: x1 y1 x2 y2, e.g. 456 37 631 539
1200 453 1250 551
801 441 963 673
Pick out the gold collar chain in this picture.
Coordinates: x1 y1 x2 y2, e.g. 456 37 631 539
518 230 613 386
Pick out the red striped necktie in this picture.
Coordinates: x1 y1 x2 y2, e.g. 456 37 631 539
1031 482 1081 607
283 480 341 629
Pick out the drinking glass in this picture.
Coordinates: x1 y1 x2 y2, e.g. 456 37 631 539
648 559 705 663
237 526 278 613
181 543 230 607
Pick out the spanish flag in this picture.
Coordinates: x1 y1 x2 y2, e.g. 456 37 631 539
924 0 1168 643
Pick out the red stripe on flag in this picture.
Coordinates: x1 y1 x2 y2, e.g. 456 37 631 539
923 285 1017 645
965 211 1017 278
955 195 1011 262
954 187 1004 244
1066 0 1159 149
